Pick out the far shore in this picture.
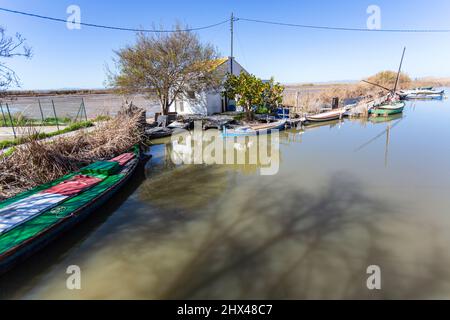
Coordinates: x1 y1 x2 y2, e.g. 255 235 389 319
2 76 449 119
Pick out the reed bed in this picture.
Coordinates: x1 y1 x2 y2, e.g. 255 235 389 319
0 107 145 200
282 71 433 114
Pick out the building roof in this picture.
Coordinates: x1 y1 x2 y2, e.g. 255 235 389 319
209 57 229 70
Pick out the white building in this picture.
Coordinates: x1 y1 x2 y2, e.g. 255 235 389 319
169 57 247 115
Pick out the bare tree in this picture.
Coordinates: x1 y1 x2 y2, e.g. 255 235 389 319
110 25 222 115
0 27 32 93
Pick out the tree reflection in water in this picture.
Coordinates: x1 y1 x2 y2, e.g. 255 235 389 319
136 142 450 299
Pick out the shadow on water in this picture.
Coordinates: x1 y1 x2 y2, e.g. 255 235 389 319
3 96 450 299
0 160 150 299
135 171 450 299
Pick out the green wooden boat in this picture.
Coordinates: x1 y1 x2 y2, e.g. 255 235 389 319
369 101 405 117
368 113 403 123
0 146 144 275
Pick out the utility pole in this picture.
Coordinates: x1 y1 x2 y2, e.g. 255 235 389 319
230 12 234 75
225 12 235 113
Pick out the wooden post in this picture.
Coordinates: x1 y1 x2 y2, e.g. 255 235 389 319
82 98 88 122
0 102 7 126
332 97 339 109
74 102 82 123
51 100 59 131
5 103 16 139
38 99 45 125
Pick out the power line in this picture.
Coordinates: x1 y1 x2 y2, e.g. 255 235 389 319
238 17 450 33
0 7 230 33
2 6 450 34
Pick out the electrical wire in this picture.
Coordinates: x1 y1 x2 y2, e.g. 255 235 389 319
238 17 450 33
0 7 230 33
2 6 450 34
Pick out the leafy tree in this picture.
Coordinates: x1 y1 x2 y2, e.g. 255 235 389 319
110 25 222 115
0 27 32 94
223 73 284 120
262 77 284 111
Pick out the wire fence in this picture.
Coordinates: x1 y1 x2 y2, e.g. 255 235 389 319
0 93 161 140
1 93 160 123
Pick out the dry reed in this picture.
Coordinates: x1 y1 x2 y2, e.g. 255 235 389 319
282 71 443 114
0 107 145 200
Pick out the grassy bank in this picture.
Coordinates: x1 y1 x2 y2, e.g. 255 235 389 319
0 121 93 150
0 114 72 127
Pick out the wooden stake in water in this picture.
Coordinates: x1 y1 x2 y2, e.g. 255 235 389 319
38 99 45 126
5 103 16 139
0 102 7 126
51 100 59 131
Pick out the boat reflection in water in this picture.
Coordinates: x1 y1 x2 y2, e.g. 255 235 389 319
2 97 450 299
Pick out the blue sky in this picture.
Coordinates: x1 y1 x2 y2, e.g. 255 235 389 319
1 0 450 90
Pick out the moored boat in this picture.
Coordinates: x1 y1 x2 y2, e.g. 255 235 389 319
399 88 444 100
369 101 405 116
305 108 345 123
0 147 144 275
222 119 287 137
368 113 403 123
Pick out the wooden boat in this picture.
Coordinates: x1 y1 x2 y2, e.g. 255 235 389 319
167 121 189 129
0 147 144 275
145 126 173 139
222 119 287 137
399 88 444 100
416 86 433 91
303 119 341 131
305 108 345 123
369 101 405 116
369 113 403 123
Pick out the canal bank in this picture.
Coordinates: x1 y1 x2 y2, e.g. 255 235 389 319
1 95 450 299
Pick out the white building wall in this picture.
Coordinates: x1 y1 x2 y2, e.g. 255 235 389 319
171 57 247 115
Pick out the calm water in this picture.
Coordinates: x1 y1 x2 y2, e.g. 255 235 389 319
1 94 450 299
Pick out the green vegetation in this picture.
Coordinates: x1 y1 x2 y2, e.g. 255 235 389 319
92 115 112 122
223 73 284 120
255 106 270 114
0 121 93 150
0 146 16 159
0 113 72 127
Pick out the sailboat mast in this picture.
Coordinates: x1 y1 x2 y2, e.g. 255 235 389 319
393 47 406 94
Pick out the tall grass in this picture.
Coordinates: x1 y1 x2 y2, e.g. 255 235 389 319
0 113 72 127
282 71 438 113
0 107 145 200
